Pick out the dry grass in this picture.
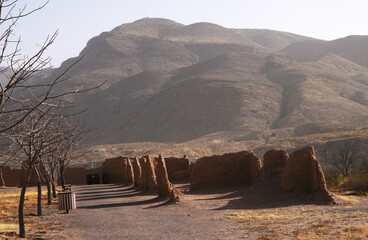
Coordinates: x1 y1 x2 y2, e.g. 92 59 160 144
0 189 64 239
227 195 368 239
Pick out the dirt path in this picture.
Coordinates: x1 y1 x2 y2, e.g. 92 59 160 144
58 183 368 240
62 184 236 240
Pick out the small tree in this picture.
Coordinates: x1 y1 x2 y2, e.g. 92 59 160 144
56 117 86 190
332 141 359 177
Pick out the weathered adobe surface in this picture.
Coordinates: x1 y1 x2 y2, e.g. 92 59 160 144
139 157 148 189
281 146 334 201
190 151 262 190
126 158 135 184
256 149 288 184
164 157 190 181
103 157 125 183
154 155 174 197
131 157 143 187
190 147 334 202
143 156 158 193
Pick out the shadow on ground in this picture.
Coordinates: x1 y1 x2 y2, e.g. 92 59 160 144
75 184 172 209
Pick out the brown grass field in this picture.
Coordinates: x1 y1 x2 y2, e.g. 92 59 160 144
0 189 64 239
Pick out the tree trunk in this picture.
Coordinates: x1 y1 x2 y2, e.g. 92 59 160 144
41 164 52 205
18 168 32 238
45 175 52 205
51 180 57 198
60 166 65 190
0 167 5 187
35 168 42 216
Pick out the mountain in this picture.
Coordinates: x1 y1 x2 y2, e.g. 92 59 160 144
49 18 368 156
281 35 368 67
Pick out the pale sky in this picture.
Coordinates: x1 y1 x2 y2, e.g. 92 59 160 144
9 0 368 67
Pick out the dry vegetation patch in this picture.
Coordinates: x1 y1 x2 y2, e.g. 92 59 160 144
226 194 368 239
0 189 65 239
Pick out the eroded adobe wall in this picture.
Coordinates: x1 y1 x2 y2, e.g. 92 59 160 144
58 167 103 185
154 155 173 196
131 157 143 187
143 156 158 193
256 149 288 183
164 157 190 181
281 146 333 201
1 166 21 187
103 157 125 183
190 151 261 190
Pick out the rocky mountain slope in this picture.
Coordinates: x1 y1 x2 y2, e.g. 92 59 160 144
52 18 368 154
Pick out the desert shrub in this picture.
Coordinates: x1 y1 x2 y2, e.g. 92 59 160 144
325 173 368 195
325 173 343 189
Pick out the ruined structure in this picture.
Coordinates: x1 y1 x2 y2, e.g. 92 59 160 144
131 157 143 187
143 156 158 193
257 149 288 183
1 146 333 204
164 156 190 181
126 158 135 184
103 157 125 183
281 146 333 200
190 151 261 190
155 155 174 196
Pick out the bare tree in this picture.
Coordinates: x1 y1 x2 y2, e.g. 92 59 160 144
6 105 64 237
332 141 359 177
0 1 105 238
56 117 86 190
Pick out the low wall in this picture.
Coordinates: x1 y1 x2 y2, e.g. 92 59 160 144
1 166 45 187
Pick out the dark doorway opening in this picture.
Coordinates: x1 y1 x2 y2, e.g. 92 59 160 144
86 174 100 184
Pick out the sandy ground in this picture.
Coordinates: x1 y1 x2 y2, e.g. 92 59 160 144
56 182 368 240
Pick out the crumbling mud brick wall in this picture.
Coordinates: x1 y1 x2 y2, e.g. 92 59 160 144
154 155 173 196
1 166 46 187
58 167 103 185
143 156 158 193
131 157 143 187
190 151 261 190
103 157 125 183
126 158 135 184
164 157 190 181
281 146 333 201
256 149 288 184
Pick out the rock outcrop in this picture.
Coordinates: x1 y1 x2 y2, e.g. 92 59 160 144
190 151 261 190
281 146 333 201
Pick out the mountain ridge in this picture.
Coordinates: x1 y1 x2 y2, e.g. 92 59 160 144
47 18 368 156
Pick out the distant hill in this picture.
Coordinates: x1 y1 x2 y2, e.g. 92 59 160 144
281 35 368 67
47 18 368 156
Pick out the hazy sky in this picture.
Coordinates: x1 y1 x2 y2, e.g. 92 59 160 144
10 0 368 67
